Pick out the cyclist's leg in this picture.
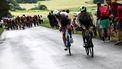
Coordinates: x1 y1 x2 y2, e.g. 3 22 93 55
66 25 72 38
88 27 93 38
82 29 86 46
66 25 73 43
68 29 72 38
62 29 69 51
62 29 66 46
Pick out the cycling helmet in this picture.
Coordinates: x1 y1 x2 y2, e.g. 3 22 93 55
53 10 60 15
80 5 87 12
60 11 68 18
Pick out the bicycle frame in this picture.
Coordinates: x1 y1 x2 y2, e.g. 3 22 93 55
83 29 94 57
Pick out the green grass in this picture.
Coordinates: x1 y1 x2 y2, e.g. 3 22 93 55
40 0 86 10
0 27 4 35
19 3 37 10
19 0 86 10
11 0 97 17
19 0 96 10
40 19 51 28
11 10 49 17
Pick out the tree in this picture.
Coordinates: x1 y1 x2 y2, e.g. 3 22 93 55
9 0 22 10
16 0 38 3
9 0 20 7
0 0 11 19
16 0 23 3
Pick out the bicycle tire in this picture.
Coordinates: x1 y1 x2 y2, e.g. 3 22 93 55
84 30 94 57
65 30 72 55
91 47 94 57
85 47 89 55
67 35 71 55
89 47 94 57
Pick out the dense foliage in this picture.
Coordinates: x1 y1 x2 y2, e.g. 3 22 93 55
9 0 24 11
0 0 11 19
16 0 38 3
30 3 48 10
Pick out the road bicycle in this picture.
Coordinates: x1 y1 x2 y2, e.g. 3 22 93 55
83 29 94 57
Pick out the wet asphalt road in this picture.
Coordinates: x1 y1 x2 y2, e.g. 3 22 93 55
0 26 122 69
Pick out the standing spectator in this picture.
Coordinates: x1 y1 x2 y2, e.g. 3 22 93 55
115 6 122 45
106 0 122 44
38 15 43 24
109 0 122 34
96 2 102 39
48 11 59 28
47 11 54 28
99 4 111 41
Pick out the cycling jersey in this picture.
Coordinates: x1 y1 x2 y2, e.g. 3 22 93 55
77 12 93 28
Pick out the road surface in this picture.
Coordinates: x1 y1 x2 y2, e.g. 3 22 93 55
0 26 122 69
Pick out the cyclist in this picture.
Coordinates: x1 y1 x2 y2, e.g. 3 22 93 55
76 5 93 47
57 10 73 51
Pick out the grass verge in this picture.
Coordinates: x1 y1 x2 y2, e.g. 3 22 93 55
39 19 51 28
0 27 4 35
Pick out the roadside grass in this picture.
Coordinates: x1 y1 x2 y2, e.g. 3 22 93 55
11 10 49 17
19 0 96 10
40 0 86 10
39 19 51 28
19 3 37 10
19 0 87 10
0 27 4 35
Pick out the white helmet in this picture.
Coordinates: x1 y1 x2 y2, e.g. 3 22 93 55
80 5 87 12
53 10 60 15
60 12 68 17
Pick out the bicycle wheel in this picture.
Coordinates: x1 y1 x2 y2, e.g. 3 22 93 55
65 30 71 55
85 47 89 55
89 47 94 57
67 36 71 56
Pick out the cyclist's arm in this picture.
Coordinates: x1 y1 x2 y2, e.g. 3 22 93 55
55 17 61 27
75 14 81 27
76 16 86 29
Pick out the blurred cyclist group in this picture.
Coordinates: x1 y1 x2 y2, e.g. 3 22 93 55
1 15 43 30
